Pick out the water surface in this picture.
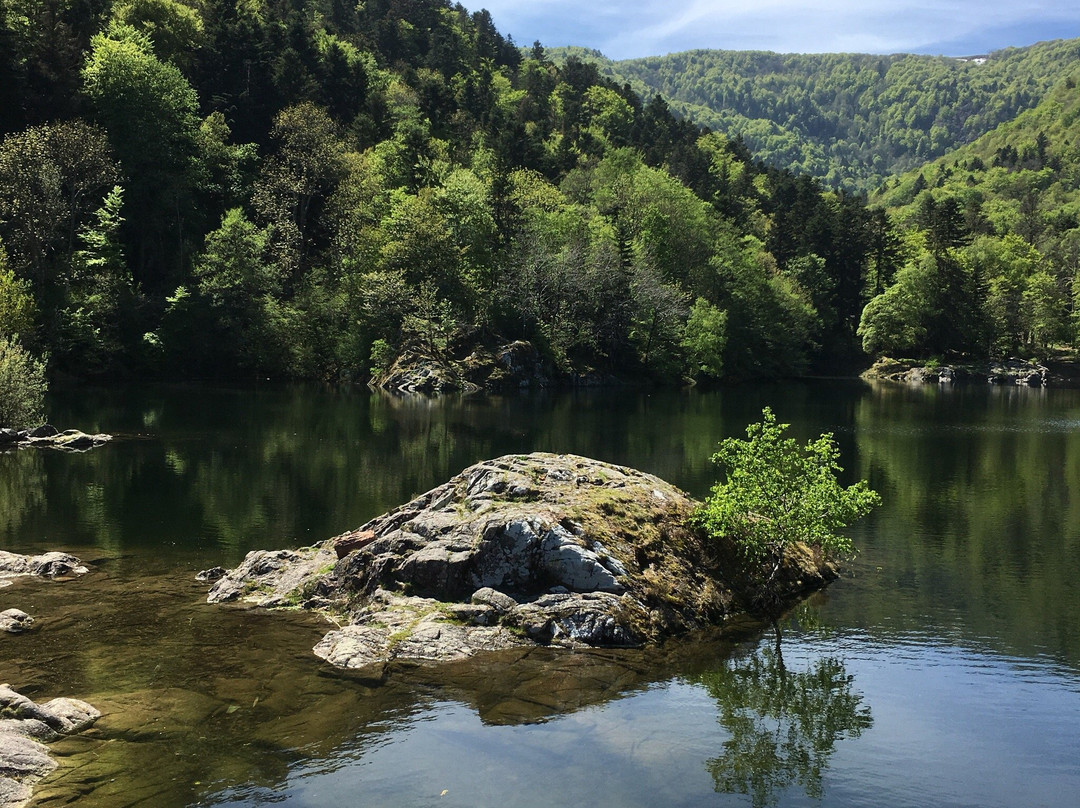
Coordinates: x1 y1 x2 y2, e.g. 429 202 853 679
2 381 1079 807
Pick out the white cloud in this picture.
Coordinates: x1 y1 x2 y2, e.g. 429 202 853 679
470 1 1080 58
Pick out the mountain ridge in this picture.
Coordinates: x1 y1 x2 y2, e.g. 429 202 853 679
546 39 1080 190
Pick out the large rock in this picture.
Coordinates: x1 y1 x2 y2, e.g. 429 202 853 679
0 552 89 587
0 611 32 635
372 346 477 396
205 453 837 671
0 426 111 452
0 776 31 808
0 685 99 808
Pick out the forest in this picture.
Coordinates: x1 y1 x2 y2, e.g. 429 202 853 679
559 41 1080 191
1 0 1080 419
0 0 897 403
863 75 1080 359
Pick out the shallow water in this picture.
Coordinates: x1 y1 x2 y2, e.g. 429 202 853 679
2 380 1079 807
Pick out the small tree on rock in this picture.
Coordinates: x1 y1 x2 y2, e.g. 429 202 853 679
694 408 880 638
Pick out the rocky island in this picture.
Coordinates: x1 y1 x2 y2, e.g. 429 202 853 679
203 453 838 673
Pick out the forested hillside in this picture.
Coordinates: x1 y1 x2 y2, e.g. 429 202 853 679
0 0 896 395
552 41 1080 191
858 71 1080 360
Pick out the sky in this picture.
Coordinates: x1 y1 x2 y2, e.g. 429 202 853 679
469 1 1080 60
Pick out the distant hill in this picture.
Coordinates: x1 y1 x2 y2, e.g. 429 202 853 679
547 41 1080 191
874 69 1080 245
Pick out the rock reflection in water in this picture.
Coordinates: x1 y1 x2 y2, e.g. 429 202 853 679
698 643 873 808
7 553 757 807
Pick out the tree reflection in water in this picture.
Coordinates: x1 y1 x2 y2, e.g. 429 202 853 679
698 644 872 808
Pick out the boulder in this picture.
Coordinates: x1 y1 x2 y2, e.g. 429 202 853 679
0 777 31 808
207 548 336 606
0 685 99 808
205 453 838 672
194 566 226 583
0 611 32 635
0 735 54 781
0 427 112 452
0 551 89 586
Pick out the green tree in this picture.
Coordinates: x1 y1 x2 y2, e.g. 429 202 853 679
82 23 201 289
694 408 880 618
0 243 35 340
0 119 118 289
190 207 284 370
1021 270 1068 350
252 102 346 284
111 0 205 67
681 297 727 381
60 184 136 373
0 335 46 427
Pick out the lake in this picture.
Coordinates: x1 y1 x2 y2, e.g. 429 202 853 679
2 380 1079 807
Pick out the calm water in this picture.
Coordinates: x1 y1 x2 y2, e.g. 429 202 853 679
2 381 1079 807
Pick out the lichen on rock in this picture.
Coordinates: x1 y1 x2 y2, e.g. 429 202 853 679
203 453 838 672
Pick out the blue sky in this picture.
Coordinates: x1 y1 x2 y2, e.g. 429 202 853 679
470 1 1080 60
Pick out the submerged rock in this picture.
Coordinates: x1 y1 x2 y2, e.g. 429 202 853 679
204 453 837 671
0 685 100 808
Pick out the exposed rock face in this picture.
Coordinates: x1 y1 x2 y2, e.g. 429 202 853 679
0 685 100 808
0 552 89 587
373 347 478 395
373 340 622 396
0 426 111 451
204 453 837 672
461 341 553 391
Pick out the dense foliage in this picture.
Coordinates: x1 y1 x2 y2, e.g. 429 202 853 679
696 408 879 563
863 71 1080 359
0 0 906 384
694 408 879 616
0 335 46 426
552 42 1080 192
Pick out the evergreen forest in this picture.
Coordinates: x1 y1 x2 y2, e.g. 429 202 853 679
2 0 1080 401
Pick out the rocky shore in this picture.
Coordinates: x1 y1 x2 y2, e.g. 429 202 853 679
372 340 622 395
203 453 836 674
0 425 112 451
862 356 1080 387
